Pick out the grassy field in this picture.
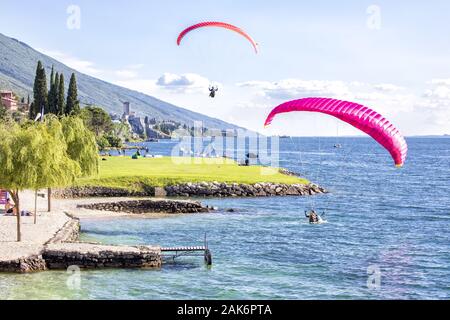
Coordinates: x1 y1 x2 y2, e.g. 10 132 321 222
76 156 308 191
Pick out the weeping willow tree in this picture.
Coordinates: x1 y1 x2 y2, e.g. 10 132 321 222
41 116 99 211
61 116 98 177
0 116 98 241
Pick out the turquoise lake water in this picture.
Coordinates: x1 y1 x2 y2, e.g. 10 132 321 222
1 137 449 299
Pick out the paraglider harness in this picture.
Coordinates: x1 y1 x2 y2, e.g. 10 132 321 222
209 86 219 98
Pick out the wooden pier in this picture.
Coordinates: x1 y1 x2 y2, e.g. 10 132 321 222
161 236 212 266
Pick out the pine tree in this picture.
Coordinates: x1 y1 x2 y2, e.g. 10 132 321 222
57 73 65 116
66 73 79 115
30 61 48 119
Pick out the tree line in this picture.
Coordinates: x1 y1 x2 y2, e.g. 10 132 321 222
29 61 80 119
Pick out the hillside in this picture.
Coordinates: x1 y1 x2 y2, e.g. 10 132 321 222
0 33 242 130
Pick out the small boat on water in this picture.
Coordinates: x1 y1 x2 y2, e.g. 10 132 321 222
334 144 342 148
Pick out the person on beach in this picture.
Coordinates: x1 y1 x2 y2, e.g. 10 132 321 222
5 198 17 216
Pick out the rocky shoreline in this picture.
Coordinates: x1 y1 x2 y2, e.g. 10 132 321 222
77 199 212 214
165 182 326 197
0 255 47 273
54 182 326 199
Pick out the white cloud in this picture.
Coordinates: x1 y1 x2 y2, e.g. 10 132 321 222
156 73 212 93
423 78 450 101
114 72 216 97
430 79 450 86
237 78 417 114
418 80 450 127
38 48 102 76
424 86 450 100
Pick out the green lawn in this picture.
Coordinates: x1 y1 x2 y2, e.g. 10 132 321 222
75 156 308 191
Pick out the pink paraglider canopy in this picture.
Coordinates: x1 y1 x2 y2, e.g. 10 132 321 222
177 21 258 54
264 97 408 167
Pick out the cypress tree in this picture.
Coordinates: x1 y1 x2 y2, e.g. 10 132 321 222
57 73 65 116
66 73 79 115
53 71 59 114
48 66 56 114
31 61 48 119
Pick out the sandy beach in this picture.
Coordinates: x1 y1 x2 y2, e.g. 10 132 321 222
0 191 70 262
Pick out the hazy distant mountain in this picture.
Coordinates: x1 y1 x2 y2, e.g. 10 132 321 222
0 32 242 130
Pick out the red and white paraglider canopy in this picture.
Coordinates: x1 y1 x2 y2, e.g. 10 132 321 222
177 21 258 54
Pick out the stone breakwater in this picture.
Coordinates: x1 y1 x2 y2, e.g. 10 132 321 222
42 214 161 271
46 216 81 244
77 199 212 214
43 243 161 270
0 255 47 273
166 182 326 198
54 183 326 199
53 186 152 199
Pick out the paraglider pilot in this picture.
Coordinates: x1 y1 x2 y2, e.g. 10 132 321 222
209 86 219 98
305 210 319 224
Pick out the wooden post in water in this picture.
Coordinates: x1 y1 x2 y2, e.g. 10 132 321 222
204 249 212 266
204 233 212 266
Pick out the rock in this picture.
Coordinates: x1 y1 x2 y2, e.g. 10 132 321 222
154 187 167 197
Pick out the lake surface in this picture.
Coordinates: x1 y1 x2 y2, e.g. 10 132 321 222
1 137 449 299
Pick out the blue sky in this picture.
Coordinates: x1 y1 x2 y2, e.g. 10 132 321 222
1 0 449 135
